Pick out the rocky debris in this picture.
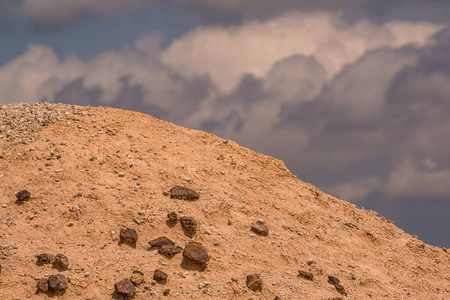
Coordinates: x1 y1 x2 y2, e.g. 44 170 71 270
36 253 55 265
149 236 175 248
0 265 2 273
48 274 67 292
167 212 178 225
169 186 200 200
251 220 269 236
328 276 340 285
274 297 281 300
335 283 347 295
36 278 49 292
120 228 138 247
131 270 145 285
298 270 314 280
158 244 183 258
182 242 210 264
16 190 31 202
153 269 168 284
114 278 136 297
53 253 69 270
246 274 263 292
181 216 197 236
163 289 170 296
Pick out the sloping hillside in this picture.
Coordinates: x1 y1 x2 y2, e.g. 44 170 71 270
0 103 448 299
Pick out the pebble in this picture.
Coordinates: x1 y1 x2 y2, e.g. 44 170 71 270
36 278 49 292
246 274 263 292
251 223 269 236
120 228 138 247
183 242 210 264
328 276 340 285
181 216 197 235
53 254 69 270
153 269 168 284
158 244 183 258
167 212 178 224
16 190 31 201
48 274 67 292
118 172 125 177
131 270 145 285
298 270 314 281
36 253 55 265
163 289 170 296
335 283 347 295
170 186 200 200
149 236 175 248
114 278 136 297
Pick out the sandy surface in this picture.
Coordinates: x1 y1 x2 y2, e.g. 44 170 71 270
0 104 449 299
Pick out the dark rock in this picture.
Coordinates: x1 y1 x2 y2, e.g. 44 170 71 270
131 271 145 285
328 276 340 285
53 254 69 270
246 274 263 292
114 278 136 296
48 274 67 292
181 216 197 234
158 244 183 258
335 283 347 295
36 278 49 292
170 186 199 200
16 190 31 201
182 242 210 264
120 228 137 247
274 297 281 300
0 265 2 273
298 270 313 280
149 236 175 248
251 223 269 236
163 289 170 296
167 212 178 224
36 253 55 265
153 269 168 283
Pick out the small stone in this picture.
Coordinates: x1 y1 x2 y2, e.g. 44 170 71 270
183 242 210 264
36 253 55 265
335 283 347 295
53 254 69 270
118 172 125 177
246 274 263 292
158 244 183 258
16 190 31 201
36 278 49 292
167 212 178 224
48 274 67 292
170 186 199 200
149 236 175 248
181 216 197 234
298 270 314 281
274 297 281 300
115 278 136 296
251 223 269 236
131 271 145 285
120 228 137 247
328 276 340 285
153 269 168 283
163 289 170 296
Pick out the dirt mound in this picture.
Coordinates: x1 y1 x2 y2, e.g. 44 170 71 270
0 103 448 299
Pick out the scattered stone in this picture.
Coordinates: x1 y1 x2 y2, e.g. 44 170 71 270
36 253 55 265
53 254 69 270
335 283 347 295
328 276 340 285
36 278 49 292
16 190 31 201
131 270 145 285
251 222 269 236
181 216 197 235
158 244 183 258
167 212 178 224
170 186 199 200
114 278 136 297
246 274 263 292
153 269 168 284
163 289 170 296
149 236 175 248
274 297 281 300
298 270 314 281
120 228 137 247
48 274 67 292
182 242 210 264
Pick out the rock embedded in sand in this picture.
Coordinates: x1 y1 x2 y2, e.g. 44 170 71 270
163 289 170 296
328 276 340 285
335 283 347 295
120 228 138 246
36 278 49 292
153 269 168 283
115 278 136 296
36 253 55 265
131 270 145 285
53 254 69 270
16 190 31 201
181 216 197 233
167 212 178 224
246 274 263 292
170 186 199 200
298 270 314 280
48 274 67 292
251 222 269 236
158 244 183 258
149 236 175 248
182 242 209 264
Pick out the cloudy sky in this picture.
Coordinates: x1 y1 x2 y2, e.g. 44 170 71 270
1 0 450 247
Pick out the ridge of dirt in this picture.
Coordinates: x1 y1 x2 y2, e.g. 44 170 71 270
0 103 449 299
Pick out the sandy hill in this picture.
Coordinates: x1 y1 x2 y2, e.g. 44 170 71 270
0 103 448 300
